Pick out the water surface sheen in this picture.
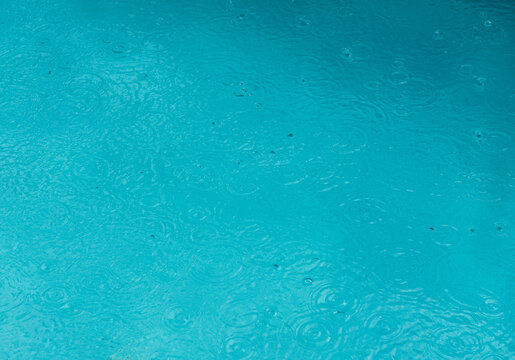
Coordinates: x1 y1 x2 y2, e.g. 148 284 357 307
1 0 514 359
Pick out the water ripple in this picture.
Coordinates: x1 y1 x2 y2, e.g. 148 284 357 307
469 127 513 156
339 197 389 225
163 304 195 332
15 198 73 233
309 281 366 319
190 243 246 286
142 31 176 53
429 225 462 247
219 297 259 329
430 325 488 359
170 155 228 192
223 335 258 360
321 97 391 150
382 77 438 112
0 270 27 313
364 310 404 342
31 280 82 318
461 171 512 203
281 311 345 354
442 286 506 320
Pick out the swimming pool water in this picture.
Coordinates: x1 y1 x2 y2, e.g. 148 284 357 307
1 0 514 358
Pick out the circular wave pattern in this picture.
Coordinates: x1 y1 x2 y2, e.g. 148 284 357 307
383 78 438 111
170 156 227 192
163 304 194 331
340 198 388 225
219 297 259 328
190 244 245 285
443 286 506 320
429 225 462 247
430 325 487 359
321 98 391 149
223 336 258 360
142 31 177 53
470 128 513 155
233 220 272 247
0 271 27 313
281 311 345 354
364 311 404 342
1 0 514 358
309 282 365 319
462 171 511 203
16 199 73 233
31 280 83 318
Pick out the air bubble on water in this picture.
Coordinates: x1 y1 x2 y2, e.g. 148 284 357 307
483 20 492 28
341 48 352 61
474 76 486 87
298 16 311 26
303 277 313 286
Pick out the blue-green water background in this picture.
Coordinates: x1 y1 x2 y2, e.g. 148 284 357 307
1 0 515 359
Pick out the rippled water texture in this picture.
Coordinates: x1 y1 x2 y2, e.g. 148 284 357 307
1 0 514 359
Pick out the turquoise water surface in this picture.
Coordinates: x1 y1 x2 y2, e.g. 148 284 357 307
1 0 514 359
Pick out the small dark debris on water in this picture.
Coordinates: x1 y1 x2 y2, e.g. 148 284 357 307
288 133 293 137
139 171 144 174
273 263 279 268
212 121 215 125
497 226 502 231
150 234 155 238
111 44 126 54
429 227 434 231
48 70 51 74
270 150 275 154
470 228 475 233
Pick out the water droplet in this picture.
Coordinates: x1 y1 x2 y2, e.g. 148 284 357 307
303 277 313 286
298 16 311 26
483 20 492 28
341 48 352 60
474 76 487 87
